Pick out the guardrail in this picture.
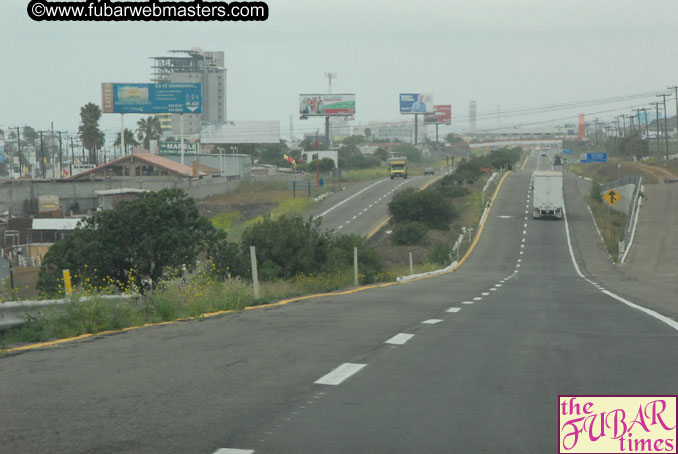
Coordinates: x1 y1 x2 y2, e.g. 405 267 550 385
0 294 140 331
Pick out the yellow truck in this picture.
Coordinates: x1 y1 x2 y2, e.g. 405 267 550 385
388 157 408 180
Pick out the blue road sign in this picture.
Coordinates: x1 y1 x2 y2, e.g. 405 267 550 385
586 152 607 162
103 83 202 114
562 149 573 154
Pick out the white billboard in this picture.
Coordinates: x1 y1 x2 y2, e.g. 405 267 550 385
200 121 280 144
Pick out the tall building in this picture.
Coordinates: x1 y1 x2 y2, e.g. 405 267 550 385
151 48 226 136
469 101 477 130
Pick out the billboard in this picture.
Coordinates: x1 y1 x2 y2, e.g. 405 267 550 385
201 121 280 144
299 94 355 116
424 105 452 124
400 93 434 114
159 141 199 154
102 83 202 114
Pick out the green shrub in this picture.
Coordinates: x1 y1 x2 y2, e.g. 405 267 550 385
591 181 603 202
392 221 429 245
429 242 452 266
389 188 456 229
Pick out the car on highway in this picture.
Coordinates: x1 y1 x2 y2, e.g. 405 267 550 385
424 167 435 175
540 151 548 157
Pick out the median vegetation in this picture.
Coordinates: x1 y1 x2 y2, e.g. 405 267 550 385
1 188 389 348
379 148 522 269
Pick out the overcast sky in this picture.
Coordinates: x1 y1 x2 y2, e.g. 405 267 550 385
1 0 677 140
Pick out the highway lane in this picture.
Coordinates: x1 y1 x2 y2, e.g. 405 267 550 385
309 173 439 236
2 151 677 453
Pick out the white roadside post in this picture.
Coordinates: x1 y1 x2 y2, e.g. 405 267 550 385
409 252 413 275
353 247 358 287
250 246 260 299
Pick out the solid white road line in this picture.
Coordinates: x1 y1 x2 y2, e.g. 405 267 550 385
315 363 367 385
385 333 415 345
213 449 254 454
313 179 386 220
422 319 443 324
563 205 678 333
447 307 461 312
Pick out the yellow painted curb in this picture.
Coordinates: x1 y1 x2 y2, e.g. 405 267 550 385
1 171 512 355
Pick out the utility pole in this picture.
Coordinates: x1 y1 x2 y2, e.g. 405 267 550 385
70 136 75 177
658 93 671 159
619 115 626 136
39 131 45 179
669 85 678 143
58 131 63 180
614 117 621 137
633 109 644 136
626 115 635 135
16 126 21 178
641 108 649 140
651 102 662 159
324 72 337 94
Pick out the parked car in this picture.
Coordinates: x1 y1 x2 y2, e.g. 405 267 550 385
424 167 435 175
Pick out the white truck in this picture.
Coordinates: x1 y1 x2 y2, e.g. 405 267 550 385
532 170 563 219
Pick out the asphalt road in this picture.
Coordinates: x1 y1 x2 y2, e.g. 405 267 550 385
1 151 677 453
309 173 437 236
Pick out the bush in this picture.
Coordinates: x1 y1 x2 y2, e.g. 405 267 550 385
390 144 423 162
235 215 385 283
591 181 603 202
429 242 452 266
392 221 429 245
389 188 456 229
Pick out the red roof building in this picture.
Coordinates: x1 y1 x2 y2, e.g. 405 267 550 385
68 153 207 181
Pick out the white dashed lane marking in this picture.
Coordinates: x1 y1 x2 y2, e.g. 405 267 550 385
422 319 443 325
447 307 462 312
315 363 367 386
385 333 415 345
462 301 474 305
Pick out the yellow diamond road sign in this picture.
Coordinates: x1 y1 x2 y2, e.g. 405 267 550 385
603 189 621 207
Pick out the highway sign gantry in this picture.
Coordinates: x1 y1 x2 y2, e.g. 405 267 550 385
603 188 621 207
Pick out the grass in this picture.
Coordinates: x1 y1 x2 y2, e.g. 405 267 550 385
340 166 390 182
0 268 366 350
585 197 627 262
223 197 316 241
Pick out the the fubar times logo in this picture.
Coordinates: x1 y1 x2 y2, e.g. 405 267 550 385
559 396 677 453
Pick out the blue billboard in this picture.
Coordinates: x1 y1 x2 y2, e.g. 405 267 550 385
562 149 573 154
399 93 434 114
102 83 202 114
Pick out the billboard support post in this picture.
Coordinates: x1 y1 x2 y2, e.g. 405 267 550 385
316 130 320 188
435 123 439 144
325 116 330 149
120 114 125 156
180 114 185 166
414 114 419 145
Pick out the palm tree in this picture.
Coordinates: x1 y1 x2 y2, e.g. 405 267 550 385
114 129 139 155
136 116 163 150
78 103 105 164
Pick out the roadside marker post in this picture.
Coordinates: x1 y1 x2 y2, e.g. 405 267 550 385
250 247 260 299
353 247 358 287
409 252 413 275
63 269 72 295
